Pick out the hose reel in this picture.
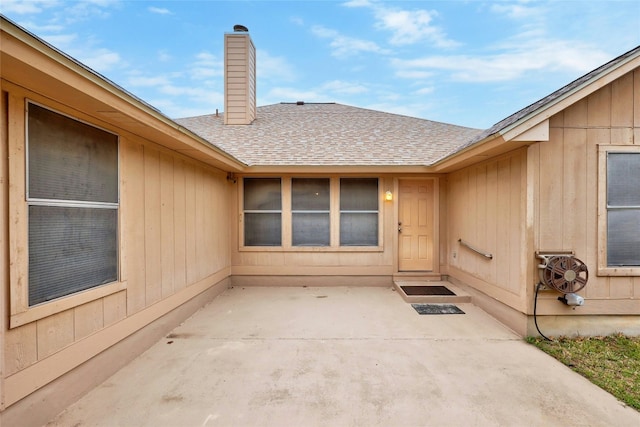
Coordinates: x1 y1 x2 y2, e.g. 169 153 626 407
534 253 589 340
537 253 589 306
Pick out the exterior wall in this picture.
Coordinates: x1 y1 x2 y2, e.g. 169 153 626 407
446 148 529 313
1 83 232 417
1 90 9 423
230 175 444 285
446 68 640 337
529 68 640 331
231 176 396 285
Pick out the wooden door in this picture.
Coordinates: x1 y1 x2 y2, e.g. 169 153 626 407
398 179 434 271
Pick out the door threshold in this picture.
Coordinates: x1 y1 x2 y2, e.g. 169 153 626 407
393 272 442 281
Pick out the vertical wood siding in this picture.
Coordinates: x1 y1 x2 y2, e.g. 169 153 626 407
447 149 527 310
1 91 8 409
534 69 640 304
230 176 397 276
3 102 231 380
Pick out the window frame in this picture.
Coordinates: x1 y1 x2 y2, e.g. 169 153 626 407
597 144 640 276
291 177 331 247
339 177 380 246
239 176 383 252
242 177 283 246
8 99 126 328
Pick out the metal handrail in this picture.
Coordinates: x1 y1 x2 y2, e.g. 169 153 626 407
458 239 493 259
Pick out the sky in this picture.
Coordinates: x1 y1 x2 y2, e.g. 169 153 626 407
2 1 639 129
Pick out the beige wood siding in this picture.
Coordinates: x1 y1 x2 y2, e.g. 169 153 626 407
532 69 640 315
1 90 8 410
2 88 232 406
231 176 398 279
447 149 528 311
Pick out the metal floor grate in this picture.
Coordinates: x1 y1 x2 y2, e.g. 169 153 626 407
411 304 465 315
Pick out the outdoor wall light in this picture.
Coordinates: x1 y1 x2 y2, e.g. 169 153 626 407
385 190 393 201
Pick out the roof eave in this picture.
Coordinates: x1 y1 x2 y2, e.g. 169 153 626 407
431 46 640 172
239 164 436 174
1 15 246 172
499 50 640 142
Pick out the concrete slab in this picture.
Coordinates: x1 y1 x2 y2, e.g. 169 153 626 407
393 280 472 304
46 287 639 427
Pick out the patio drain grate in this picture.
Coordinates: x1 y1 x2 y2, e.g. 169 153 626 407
401 285 456 296
411 304 465 315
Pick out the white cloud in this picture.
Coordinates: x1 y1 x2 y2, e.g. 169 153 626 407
158 84 210 97
0 0 60 14
151 90 224 119
257 50 296 81
395 70 433 79
61 0 116 24
78 48 122 72
157 50 172 62
415 86 435 95
42 33 78 47
85 0 120 6
342 0 372 7
311 25 389 58
148 6 171 15
290 16 304 26
490 2 546 20
15 21 65 32
321 80 369 95
189 51 223 79
344 0 459 48
393 40 611 83
127 75 172 87
262 87 326 103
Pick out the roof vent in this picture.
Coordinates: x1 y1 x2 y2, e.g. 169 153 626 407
233 24 249 32
296 101 305 105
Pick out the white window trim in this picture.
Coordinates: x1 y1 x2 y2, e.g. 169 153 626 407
8 99 126 328
597 144 640 276
239 176 384 252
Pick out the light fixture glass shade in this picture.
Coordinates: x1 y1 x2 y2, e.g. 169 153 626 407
385 190 393 201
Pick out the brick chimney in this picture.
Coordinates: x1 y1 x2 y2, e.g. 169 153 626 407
224 25 256 125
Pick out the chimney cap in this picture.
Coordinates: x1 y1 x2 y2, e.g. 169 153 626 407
233 24 249 32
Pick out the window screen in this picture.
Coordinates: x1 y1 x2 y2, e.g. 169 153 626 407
340 178 378 246
292 178 330 246
29 206 118 305
244 178 282 246
28 104 118 202
607 153 640 266
27 103 119 306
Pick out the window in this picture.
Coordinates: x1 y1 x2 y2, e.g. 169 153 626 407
241 177 381 249
27 103 119 306
243 178 282 246
340 178 379 246
606 152 640 267
292 178 330 246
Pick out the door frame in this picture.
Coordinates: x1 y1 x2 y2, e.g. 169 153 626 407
393 177 440 274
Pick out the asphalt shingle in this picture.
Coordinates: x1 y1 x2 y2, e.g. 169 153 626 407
176 103 482 167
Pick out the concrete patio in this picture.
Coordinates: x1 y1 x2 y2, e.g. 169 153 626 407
46 286 638 427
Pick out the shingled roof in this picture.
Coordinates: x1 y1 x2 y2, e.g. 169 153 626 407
175 103 482 167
